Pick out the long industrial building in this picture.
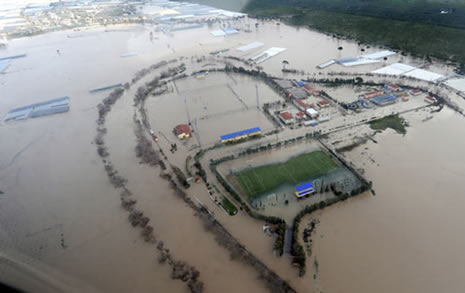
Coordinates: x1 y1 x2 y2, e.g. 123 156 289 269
5 96 70 122
370 95 397 106
220 127 261 143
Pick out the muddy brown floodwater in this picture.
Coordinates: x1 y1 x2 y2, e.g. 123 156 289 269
312 109 465 293
0 13 464 293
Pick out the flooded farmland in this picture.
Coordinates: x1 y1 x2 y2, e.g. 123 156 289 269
1 4 465 293
145 72 279 147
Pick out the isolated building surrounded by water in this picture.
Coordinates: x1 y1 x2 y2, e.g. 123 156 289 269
4 96 70 122
295 182 314 198
174 124 192 140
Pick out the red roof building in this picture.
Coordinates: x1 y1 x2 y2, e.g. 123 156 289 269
294 99 311 111
279 111 295 125
174 124 192 139
295 112 306 120
302 84 313 95
363 90 384 99
388 84 401 91
425 96 437 104
317 100 330 108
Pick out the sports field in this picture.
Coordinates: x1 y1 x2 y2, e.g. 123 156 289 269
233 151 338 200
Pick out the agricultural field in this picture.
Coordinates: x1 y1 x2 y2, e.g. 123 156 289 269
232 151 339 200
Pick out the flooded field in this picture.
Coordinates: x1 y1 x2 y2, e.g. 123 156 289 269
146 72 278 147
216 140 362 222
311 109 465 292
0 8 464 293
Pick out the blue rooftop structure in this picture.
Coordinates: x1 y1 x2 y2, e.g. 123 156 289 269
296 81 306 87
370 95 397 106
296 182 314 197
296 182 313 192
223 27 239 35
5 97 70 122
221 127 261 141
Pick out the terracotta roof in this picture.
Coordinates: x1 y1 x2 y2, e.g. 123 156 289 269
296 112 305 117
318 100 330 105
280 112 293 120
175 124 192 136
363 90 384 99
295 99 310 108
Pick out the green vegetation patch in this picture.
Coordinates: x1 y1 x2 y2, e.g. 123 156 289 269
233 151 338 200
221 196 238 216
246 0 465 29
369 115 406 134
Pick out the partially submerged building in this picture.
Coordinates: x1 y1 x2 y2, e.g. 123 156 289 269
279 111 294 125
285 87 308 99
317 100 330 108
302 84 314 95
4 96 70 122
425 96 437 104
220 127 261 143
387 84 402 92
294 99 312 111
174 124 192 140
295 182 314 198
273 79 294 90
306 108 319 119
362 90 385 100
295 112 306 121
370 95 397 106
304 120 318 127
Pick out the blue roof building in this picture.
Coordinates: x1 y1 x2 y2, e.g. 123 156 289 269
295 182 314 198
220 127 261 143
370 95 397 106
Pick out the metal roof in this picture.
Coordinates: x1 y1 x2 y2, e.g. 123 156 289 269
5 96 70 122
297 189 313 196
370 95 397 105
296 182 313 192
220 127 261 140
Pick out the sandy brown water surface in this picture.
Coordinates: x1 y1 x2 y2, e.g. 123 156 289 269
0 15 464 293
312 109 465 293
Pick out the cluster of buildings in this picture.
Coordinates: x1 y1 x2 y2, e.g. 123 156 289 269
346 84 429 110
273 79 332 127
1 0 141 38
0 0 245 39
